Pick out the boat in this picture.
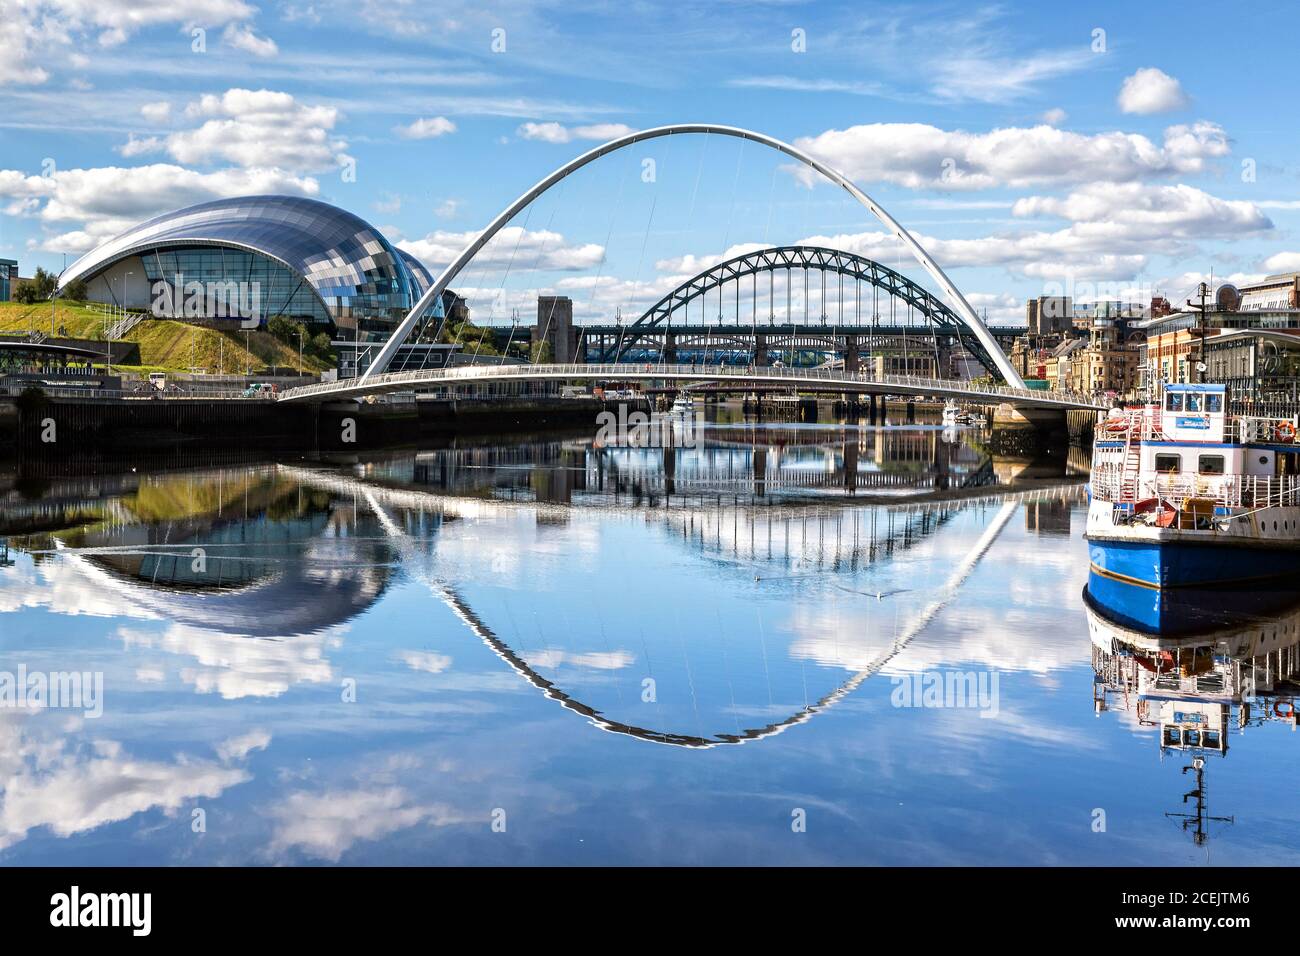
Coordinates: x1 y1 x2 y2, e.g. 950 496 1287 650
941 400 986 428
669 391 695 417
1085 382 1300 631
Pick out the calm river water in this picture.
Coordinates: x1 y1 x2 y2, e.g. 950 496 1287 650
1 417 1297 865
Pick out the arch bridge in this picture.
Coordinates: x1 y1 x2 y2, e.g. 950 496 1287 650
583 245 1017 378
277 361 1104 410
357 123 1026 389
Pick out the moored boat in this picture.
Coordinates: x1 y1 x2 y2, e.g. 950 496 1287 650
941 399 986 428
1086 383 1300 630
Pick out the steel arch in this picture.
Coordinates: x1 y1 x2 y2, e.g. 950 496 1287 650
608 244 1002 375
360 123 1025 387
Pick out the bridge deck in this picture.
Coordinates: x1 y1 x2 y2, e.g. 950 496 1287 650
279 363 1103 410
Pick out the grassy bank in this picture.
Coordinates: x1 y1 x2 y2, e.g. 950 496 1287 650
0 300 330 374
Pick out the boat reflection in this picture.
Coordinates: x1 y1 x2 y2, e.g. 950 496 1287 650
1086 587 1300 845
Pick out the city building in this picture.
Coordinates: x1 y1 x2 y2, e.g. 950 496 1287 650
1238 272 1300 312
0 259 16 302
55 195 435 336
1044 338 1084 391
1065 310 1143 397
1025 295 1072 336
1204 328 1300 409
1137 274 1300 399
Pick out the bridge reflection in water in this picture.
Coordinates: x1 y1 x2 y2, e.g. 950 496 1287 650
363 423 1013 508
2 425 1083 749
8 433 1300 860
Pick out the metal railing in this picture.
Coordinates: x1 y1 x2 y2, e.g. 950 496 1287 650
278 362 1104 408
102 310 148 340
0 383 272 401
1092 466 1300 510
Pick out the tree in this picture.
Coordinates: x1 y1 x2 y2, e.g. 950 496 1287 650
60 276 88 301
15 267 56 304
530 339 553 364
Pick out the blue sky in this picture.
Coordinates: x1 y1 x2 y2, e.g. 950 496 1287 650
1 0 1297 324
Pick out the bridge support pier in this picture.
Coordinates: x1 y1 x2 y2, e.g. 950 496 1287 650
844 336 860 373
663 333 678 365
754 334 768 368
990 402 1069 457
868 393 879 424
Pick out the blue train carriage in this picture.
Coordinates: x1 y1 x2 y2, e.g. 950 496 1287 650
1086 383 1300 631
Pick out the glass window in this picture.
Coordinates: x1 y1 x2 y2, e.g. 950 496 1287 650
1206 393 1223 412
1155 454 1181 474
1198 455 1225 474
1167 392 1184 411
1185 393 1202 412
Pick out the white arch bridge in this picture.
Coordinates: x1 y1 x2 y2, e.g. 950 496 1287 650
356 123 1029 391
277 362 1104 410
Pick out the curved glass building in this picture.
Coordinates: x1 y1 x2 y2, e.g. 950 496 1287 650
57 195 434 336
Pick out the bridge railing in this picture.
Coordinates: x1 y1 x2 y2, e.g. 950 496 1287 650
278 363 1102 408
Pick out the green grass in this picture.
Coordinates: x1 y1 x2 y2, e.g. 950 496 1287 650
0 300 331 374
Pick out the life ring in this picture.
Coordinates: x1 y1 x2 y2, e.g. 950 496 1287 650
1274 420 1296 442
1275 699 1295 719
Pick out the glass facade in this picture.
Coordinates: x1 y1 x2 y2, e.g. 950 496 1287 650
58 196 431 332
141 246 331 324
0 259 15 302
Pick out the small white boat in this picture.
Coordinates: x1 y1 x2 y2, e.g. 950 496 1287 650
670 392 695 416
941 400 985 428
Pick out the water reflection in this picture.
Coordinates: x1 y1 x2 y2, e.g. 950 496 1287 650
4 423 1297 864
1087 588 1300 848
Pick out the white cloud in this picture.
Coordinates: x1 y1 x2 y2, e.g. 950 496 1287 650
1041 108 1067 126
1012 182 1271 237
118 134 163 157
0 163 320 253
0 713 248 851
932 47 1095 104
0 0 259 85
167 88 346 172
517 121 635 144
216 729 271 763
1118 67 1188 115
395 116 457 140
727 76 885 97
398 225 604 273
268 787 471 862
394 650 452 674
1263 252 1300 273
792 121 1229 191
522 649 635 670
140 100 172 123
222 23 278 58
434 198 461 219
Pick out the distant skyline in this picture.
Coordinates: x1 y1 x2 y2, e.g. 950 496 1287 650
1 0 1296 323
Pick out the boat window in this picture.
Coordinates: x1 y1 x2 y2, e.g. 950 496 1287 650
1185 393 1202 412
1166 393 1184 411
1155 454 1181 474
1198 455 1225 475
1164 728 1181 746
1206 393 1223 413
